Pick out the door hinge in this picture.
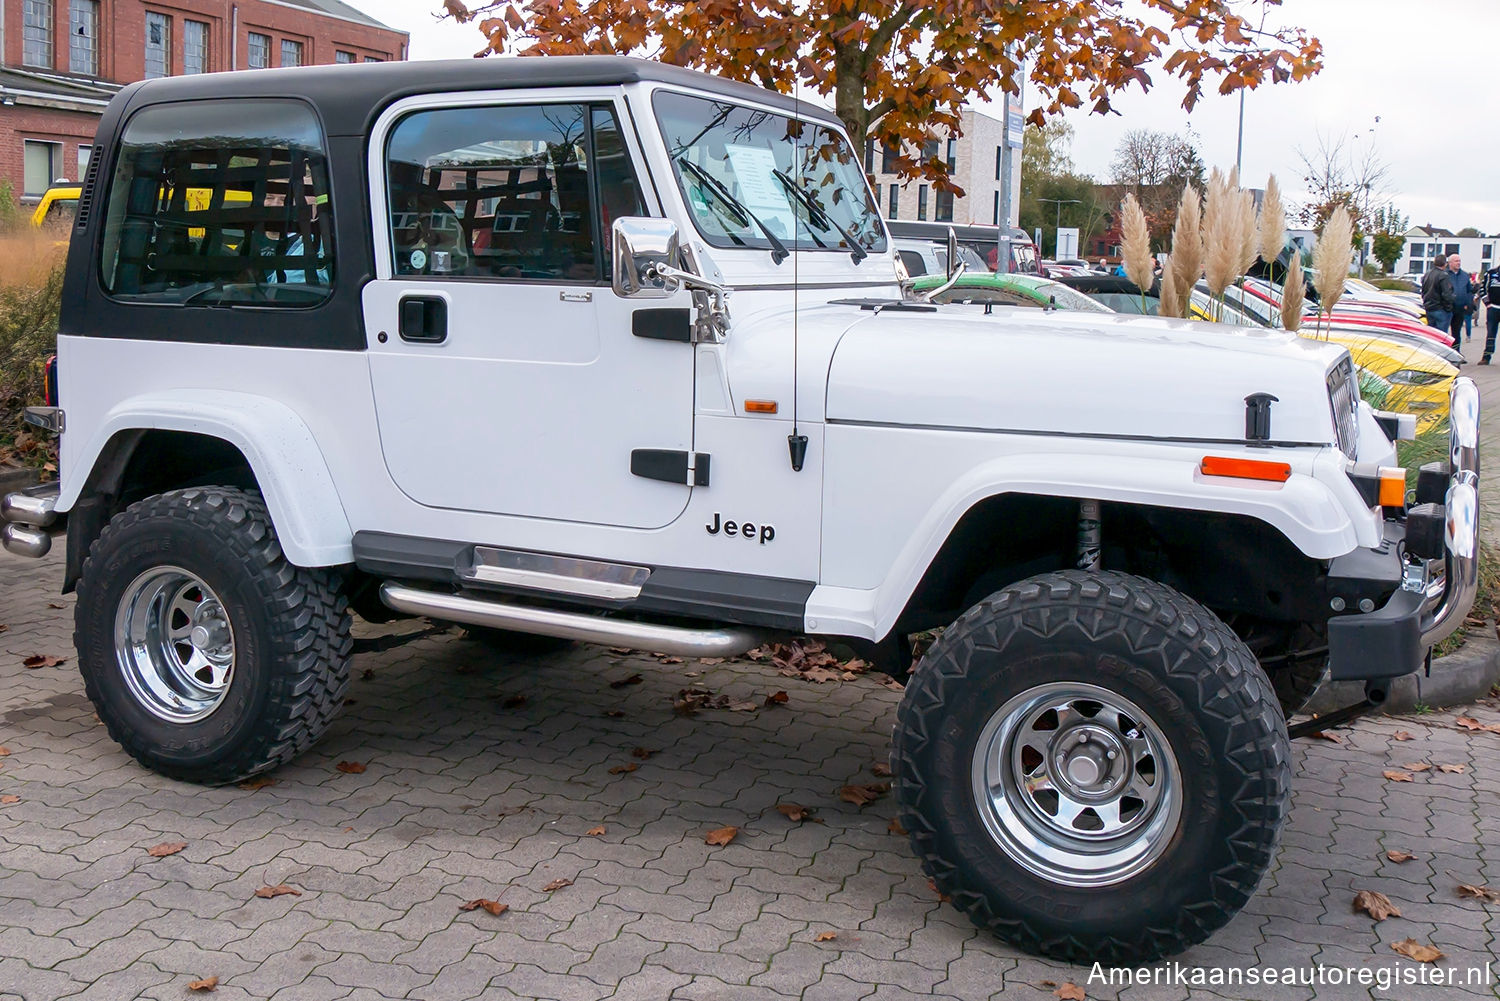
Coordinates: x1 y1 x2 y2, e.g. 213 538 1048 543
631 449 710 486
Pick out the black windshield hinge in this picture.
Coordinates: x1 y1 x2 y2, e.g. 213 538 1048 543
631 449 710 486
1245 393 1278 445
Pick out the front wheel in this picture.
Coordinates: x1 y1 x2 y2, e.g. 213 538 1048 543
74 487 351 784
893 570 1290 964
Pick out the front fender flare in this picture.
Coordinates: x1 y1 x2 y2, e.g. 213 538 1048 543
60 390 353 567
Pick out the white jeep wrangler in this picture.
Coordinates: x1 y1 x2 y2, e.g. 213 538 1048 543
1 56 1481 963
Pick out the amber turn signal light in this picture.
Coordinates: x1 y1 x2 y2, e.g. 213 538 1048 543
1200 456 1292 483
744 400 779 414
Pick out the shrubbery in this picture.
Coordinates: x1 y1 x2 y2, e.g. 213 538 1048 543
0 188 66 469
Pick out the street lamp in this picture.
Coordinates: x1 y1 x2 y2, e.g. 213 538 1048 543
1038 198 1081 257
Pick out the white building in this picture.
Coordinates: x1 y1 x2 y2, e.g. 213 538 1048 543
1395 227 1496 277
864 103 1023 228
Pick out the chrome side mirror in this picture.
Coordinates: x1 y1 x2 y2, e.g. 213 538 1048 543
613 217 679 298
945 225 960 280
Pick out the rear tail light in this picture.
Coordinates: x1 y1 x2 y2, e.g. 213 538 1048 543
44 355 57 407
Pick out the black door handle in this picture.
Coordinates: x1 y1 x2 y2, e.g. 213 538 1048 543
399 296 447 343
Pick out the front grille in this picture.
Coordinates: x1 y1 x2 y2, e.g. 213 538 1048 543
1327 356 1359 455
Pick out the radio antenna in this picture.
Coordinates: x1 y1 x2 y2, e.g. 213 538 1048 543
787 80 808 472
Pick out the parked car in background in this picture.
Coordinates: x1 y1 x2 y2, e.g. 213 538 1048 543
893 238 989 279
887 220 1038 273
30 184 81 230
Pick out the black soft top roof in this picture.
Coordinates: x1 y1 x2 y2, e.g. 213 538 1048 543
107 55 835 138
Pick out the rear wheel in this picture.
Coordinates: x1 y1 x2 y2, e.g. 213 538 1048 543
893 570 1290 964
74 487 351 784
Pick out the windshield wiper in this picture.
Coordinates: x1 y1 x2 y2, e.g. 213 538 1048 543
771 168 868 263
676 156 788 265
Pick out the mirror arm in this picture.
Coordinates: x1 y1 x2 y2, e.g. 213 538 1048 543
919 260 968 303
644 262 732 341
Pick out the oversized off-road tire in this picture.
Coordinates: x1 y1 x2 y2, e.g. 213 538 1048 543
893 570 1290 964
1271 656 1329 717
74 487 351 785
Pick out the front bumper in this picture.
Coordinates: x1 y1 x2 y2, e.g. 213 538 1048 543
1327 377 1481 682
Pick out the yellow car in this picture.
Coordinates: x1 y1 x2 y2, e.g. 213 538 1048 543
30 184 81 231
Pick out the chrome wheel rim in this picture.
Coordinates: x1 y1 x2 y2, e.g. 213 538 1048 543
114 567 236 723
971 681 1182 887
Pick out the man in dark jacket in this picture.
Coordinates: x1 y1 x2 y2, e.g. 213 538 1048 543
1479 263 1500 364
1447 255 1477 348
1422 254 1454 332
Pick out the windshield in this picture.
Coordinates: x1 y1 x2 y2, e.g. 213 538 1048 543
653 90 886 257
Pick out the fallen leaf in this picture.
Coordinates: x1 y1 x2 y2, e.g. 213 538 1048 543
1438 763 1467 774
814 931 838 942
147 842 187 858
1382 769 1414 783
928 879 951 903
1385 850 1415 863
871 762 893 778
887 817 908 836
253 885 301 899
22 654 65 669
610 674 643 689
0 747 10 756
764 691 789 707
1353 889 1401 921
459 898 508 916
237 777 276 791
586 826 606 837
1055 984 1087 1001
878 676 905 692
1456 717 1483 731
1457 884 1500 901
727 700 758 712
542 878 573 892
776 803 812 822
1310 730 1343 743
1399 762 1432 773
0 795 19 805
699 657 725 665
187 976 218 992
335 761 366 774
1394 730 1415 741
656 655 684 665
47 602 64 609
501 695 527 709
608 763 639 775
1390 938 1445 963
705 826 738 846
631 747 654 760
1040 983 1057 991
839 783 889 807
608 647 633 655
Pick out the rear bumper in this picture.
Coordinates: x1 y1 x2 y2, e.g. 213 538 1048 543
1 480 60 558
1327 378 1480 682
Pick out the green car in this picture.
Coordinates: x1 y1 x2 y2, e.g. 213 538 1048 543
910 271 1115 313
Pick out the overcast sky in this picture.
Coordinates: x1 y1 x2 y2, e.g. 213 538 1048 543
354 0 1497 234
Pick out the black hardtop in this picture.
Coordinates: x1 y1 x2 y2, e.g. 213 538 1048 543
108 54 833 137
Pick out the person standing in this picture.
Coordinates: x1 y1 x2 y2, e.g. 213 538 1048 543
1422 254 1455 332
1447 254 1477 348
1479 261 1500 364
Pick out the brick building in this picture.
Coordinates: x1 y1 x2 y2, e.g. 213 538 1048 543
864 102 1024 229
0 0 406 204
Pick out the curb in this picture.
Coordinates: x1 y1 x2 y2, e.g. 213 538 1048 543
1305 631 1500 715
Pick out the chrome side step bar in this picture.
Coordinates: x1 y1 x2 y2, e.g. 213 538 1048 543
379 582 763 658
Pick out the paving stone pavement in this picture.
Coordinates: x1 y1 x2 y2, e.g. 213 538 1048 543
2 547 1499 1001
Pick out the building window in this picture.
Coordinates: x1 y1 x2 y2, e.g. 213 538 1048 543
363 55 382 62
100 99 336 305
24 0 54 68
69 0 98 75
77 144 91 178
995 146 1002 180
945 138 957 173
184 20 208 74
921 139 938 166
144 12 170 78
248 32 270 69
23 140 62 197
1485 244 1493 259
281 39 303 67
917 184 928 221
935 189 953 223
335 50 356 64
888 184 898 220
992 191 999 225
1446 243 1459 257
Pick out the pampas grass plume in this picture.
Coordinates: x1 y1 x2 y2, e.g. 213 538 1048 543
1159 253 1181 318
1120 194 1153 297
1258 175 1285 263
1235 186 1259 280
1202 169 1238 301
1282 253 1305 333
1169 184 1202 303
1313 206 1354 317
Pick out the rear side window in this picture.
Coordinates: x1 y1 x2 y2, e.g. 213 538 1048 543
384 102 643 282
99 99 334 307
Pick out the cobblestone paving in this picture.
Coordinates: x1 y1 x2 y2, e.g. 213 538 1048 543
2 548 1499 1001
